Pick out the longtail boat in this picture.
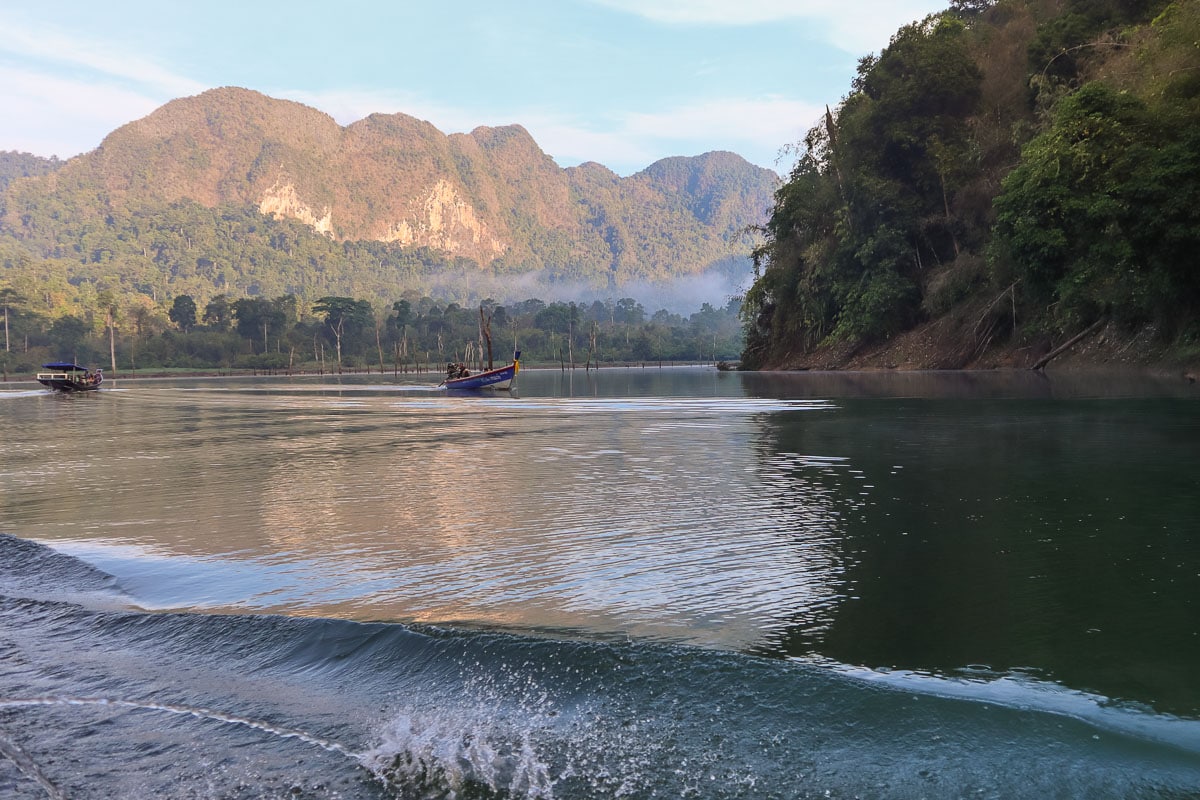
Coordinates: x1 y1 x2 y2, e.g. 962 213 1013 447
36 362 103 392
441 351 520 391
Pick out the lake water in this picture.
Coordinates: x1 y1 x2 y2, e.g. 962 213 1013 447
1 366 1198 798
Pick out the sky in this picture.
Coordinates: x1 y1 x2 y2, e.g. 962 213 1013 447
0 0 950 177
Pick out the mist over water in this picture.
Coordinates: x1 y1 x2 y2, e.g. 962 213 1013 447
424 260 752 315
1 367 1198 798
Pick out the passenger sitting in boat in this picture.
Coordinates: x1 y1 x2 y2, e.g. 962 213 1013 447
446 362 470 380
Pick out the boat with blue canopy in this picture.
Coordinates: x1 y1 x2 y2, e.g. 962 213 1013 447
36 362 103 392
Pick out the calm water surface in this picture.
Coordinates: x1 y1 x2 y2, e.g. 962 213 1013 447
0 366 1198 798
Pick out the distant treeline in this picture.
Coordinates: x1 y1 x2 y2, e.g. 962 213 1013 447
743 0 1200 368
0 289 743 375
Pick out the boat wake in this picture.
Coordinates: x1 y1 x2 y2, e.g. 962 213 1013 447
0 696 362 800
0 696 358 757
0 692 559 799
0 728 64 800
2 533 1199 799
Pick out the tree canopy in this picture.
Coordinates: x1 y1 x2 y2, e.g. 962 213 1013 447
0 287 743 377
742 0 1199 368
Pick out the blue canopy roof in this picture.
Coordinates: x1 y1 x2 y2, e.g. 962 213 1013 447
42 362 89 371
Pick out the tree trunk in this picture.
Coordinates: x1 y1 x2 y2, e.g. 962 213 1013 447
376 326 385 374
329 320 344 373
108 315 117 375
940 171 960 258
480 306 494 370
1032 318 1107 370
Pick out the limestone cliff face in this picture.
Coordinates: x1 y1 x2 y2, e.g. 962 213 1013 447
2 87 779 283
381 179 507 259
258 178 333 237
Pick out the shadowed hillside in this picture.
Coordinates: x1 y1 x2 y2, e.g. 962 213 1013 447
743 0 1200 372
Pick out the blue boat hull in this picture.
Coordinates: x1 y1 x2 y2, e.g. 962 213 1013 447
443 362 518 391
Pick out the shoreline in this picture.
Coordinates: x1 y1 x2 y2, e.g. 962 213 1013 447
2 359 731 386
763 316 1200 381
5 362 1196 389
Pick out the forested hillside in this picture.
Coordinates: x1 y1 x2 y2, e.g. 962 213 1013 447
0 88 775 321
0 90 767 374
0 151 62 195
742 0 1200 370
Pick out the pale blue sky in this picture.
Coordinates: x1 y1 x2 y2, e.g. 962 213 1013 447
0 0 948 176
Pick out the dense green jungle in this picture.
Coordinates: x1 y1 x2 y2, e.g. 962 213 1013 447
3 0 1199 375
0 288 742 376
0 100 761 374
743 0 1200 371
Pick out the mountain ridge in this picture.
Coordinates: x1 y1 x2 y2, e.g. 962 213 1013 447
0 87 777 310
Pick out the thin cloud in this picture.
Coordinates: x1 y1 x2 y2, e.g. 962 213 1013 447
0 10 832 171
0 66 811 174
0 66 165 157
0 13 206 98
587 0 836 25
586 0 943 53
525 97 820 174
514 115 660 173
0 13 210 156
623 97 822 151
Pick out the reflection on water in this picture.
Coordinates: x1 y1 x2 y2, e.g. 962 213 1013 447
760 389 1200 715
0 376 851 652
739 367 1200 399
1 366 1199 715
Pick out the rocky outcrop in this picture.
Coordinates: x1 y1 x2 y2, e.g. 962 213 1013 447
1 87 779 286
381 179 506 260
259 178 333 237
